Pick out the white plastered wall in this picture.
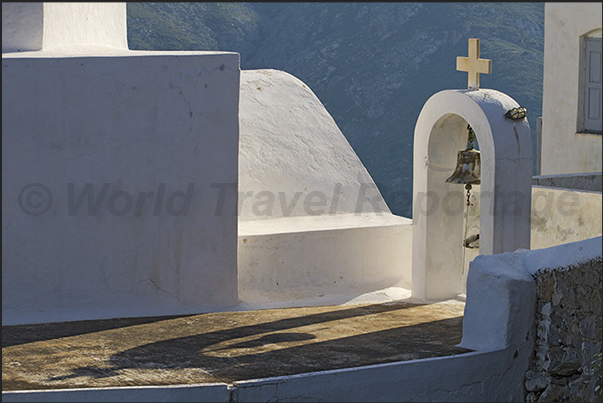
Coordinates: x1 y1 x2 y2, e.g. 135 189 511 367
2 51 241 325
238 69 391 221
540 2 602 175
2 3 240 325
238 69 412 304
2 2 128 52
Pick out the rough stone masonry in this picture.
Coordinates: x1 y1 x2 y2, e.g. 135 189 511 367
525 256 602 402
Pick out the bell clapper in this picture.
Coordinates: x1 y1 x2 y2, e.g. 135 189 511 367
461 183 472 275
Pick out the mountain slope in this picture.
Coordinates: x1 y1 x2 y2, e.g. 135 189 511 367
127 2 544 217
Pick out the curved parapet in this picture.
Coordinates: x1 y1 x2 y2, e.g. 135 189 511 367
239 69 390 221
238 69 409 304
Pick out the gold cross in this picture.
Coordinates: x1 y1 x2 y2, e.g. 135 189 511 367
457 38 492 90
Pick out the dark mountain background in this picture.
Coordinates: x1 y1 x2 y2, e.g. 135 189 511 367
127 2 544 218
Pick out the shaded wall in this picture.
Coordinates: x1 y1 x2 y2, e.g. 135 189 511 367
2 50 240 325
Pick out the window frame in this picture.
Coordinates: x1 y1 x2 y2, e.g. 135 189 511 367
577 34 602 135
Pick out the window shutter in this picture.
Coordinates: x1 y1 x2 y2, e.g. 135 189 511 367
584 38 602 133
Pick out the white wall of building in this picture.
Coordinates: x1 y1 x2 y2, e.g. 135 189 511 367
2 2 128 52
465 184 602 252
1 2 43 52
540 2 602 175
3 50 240 324
530 186 602 250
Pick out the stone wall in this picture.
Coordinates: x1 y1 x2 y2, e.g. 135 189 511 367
525 256 602 402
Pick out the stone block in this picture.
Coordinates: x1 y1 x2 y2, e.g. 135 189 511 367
590 289 602 316
581 341 601 374
579 316 597 340
525 370 550 392
548 347 582 376
568 377 590 402
537 275 555 301
538 383 563 402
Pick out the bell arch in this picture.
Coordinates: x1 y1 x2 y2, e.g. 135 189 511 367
412 89 532 301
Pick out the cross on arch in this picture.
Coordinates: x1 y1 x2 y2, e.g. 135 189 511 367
457 38 492 90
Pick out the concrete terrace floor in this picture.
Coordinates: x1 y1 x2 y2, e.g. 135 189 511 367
3 300 469 391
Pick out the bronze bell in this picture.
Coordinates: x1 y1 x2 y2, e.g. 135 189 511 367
446 148 481 185
446 125 481 185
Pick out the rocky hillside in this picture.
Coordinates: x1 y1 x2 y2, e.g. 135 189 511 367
127 2 544 217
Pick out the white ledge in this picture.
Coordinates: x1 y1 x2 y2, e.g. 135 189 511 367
2 47 239 58
238 213 411 236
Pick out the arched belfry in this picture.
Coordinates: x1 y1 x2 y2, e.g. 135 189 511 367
411 39 533 301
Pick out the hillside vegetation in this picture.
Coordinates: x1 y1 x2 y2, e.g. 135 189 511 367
127 2 544 217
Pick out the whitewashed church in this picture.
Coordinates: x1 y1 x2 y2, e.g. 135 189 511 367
2 3 601 402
